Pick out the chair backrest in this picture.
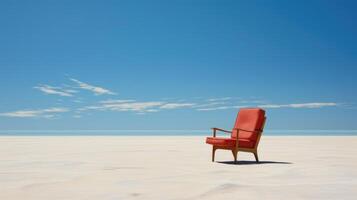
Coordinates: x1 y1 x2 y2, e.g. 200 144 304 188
231 108 266 141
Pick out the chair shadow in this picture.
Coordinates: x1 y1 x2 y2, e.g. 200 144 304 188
217 160 292 165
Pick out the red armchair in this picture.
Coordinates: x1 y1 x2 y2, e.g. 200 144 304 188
206 108 266 162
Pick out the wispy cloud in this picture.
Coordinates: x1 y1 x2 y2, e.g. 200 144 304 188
207 97 232 102
196 102 339 111
34 85 77 97
80 100 340 114
258 102 338 109
4 78 343 121
238 100 267 104
196 106 232 111
196 105 250 111
195 98 262 111
81 101 164 113
99 99 135 104
80 100 198 113
193 101 227 108
104 101 164 112
0 107 69 118
70 78 116 95
160 103 196 109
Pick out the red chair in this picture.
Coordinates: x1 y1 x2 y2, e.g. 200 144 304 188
206 108 266 162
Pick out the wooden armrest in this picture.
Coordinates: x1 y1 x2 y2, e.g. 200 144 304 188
211 127 232 133
233 128 261 134
211 127 232 137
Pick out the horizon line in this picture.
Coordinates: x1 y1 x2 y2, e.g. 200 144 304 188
0 129 357 132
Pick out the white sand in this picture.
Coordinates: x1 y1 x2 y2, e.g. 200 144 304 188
0 136 356 200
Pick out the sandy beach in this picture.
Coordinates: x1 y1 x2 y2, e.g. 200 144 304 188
0 136 356 200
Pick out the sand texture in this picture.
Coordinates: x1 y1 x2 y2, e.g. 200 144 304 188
0 136 356 200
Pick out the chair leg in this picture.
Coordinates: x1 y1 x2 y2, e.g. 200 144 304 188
212 147 217 162
232 150 238 163
253 152 259 163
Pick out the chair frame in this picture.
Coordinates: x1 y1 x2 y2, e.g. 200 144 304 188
210 117 266 163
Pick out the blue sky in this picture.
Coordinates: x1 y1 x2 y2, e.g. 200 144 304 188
0 0 356 131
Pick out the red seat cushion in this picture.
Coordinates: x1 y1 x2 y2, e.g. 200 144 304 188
206 137 255 149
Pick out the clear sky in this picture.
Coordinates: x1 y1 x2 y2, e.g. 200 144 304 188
0 0 356 131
